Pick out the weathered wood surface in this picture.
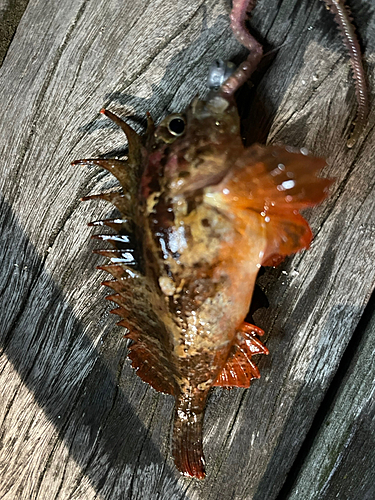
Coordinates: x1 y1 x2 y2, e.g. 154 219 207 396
287 295 375 500
0 0 28 64
0 0 374 499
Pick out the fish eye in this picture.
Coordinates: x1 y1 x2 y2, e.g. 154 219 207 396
166 114 186 137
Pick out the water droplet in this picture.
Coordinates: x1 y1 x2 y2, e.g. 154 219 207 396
281 180 295 190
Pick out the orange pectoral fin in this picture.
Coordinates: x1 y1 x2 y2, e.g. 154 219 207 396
210 144 333 264
261 253 286 267
219 144 333 212
262 210 314 264
213 322 269 388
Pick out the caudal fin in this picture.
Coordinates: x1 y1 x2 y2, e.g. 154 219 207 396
172 393 207 479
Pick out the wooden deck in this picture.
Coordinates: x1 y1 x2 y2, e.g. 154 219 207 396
0 0 374 498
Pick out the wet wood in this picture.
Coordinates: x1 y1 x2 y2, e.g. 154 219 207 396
0 0 374 498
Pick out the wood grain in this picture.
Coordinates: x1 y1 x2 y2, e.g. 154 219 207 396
287 295 375 500
0 0 29 64
0 0 374 498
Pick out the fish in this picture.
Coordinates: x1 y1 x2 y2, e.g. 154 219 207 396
72 0 369 479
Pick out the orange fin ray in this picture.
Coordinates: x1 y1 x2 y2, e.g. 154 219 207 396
213 144 333 263
97 264 139 280
219 144 333 211
88 218 134 237
126 341 177 395
214 322 269 388
92 233 130 243
109 306 128 317
94 248 126 258
262 211 314 264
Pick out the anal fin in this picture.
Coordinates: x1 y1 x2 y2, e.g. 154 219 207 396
213 322 269 388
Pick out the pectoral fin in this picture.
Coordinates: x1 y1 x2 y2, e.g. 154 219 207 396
209 144 333 265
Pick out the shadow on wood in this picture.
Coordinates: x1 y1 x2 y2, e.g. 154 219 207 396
0 193 182 496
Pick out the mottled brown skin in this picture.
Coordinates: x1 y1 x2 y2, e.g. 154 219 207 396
72 0 367 479
74 96 331 478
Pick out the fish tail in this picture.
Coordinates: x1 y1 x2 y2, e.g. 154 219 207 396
172 391 207 479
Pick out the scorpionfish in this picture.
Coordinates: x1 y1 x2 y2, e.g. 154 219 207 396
73 0 336 479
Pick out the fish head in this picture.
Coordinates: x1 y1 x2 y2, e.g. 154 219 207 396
146 91 244 199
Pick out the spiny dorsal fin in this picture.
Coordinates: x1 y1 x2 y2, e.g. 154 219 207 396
72 158 135 195
74 110 177 397
100 109 143 168
81 191 132 215
88 218 130 231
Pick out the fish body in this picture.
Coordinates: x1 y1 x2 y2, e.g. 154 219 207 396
142 95 270 477
74 90 331 478
73 0 341 479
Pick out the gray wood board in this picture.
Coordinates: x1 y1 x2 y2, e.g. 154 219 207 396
0 0 29 64
286 295 375 500
0 0 374 499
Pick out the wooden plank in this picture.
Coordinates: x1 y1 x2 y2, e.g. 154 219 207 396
0 0 29 64
0 0 374 499
286 293 375 500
